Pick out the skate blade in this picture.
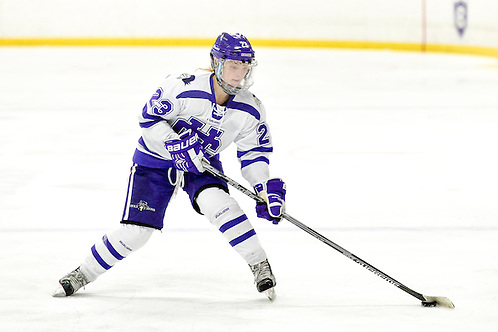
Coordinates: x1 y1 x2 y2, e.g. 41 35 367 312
52 284 67 297
265 287 276 301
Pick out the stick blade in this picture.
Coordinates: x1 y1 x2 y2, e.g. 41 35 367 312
423 295 455 309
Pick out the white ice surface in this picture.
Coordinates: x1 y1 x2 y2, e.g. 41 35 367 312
1 47 497 331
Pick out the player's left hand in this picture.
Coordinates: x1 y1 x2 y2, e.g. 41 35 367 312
165 130 205 175
254 178 286 224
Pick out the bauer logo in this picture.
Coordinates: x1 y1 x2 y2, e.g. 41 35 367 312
454 1 468 37
215 207 229 219
130 200 156 212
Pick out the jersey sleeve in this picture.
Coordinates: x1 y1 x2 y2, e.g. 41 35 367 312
137 75 183 160
234 97 274 187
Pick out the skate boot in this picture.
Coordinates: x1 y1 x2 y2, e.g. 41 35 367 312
52 267 89 297
250 259 276 300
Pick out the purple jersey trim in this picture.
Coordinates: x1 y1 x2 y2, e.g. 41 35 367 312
228 101 260 120
133 149 174 169
240 156 269 168
237 147 273 158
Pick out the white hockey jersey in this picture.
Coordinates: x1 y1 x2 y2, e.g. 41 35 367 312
133 71 273 187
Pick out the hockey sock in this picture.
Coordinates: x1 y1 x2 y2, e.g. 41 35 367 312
196 188 267 265
80 224 154 281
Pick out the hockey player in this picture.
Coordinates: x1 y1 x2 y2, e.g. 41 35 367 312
53 32 286 300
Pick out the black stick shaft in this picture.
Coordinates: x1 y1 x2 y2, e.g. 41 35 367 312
202 163 426 302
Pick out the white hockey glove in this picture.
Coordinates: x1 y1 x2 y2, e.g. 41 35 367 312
254 178 286 224
165 130 205 175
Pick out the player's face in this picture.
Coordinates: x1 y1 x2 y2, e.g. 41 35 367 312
222 60 250 87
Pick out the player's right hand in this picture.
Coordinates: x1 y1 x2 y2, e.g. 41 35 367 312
165 130 205 175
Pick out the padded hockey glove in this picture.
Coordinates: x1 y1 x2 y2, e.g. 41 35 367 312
165 130 205 175
254 178 286 224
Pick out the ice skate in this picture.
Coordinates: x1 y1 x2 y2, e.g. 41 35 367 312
52 267 90 297
250 259 276 301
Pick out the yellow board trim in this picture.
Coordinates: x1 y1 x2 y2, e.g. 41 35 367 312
0 37 497 58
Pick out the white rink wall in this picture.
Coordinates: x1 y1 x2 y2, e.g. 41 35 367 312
0 0 497 51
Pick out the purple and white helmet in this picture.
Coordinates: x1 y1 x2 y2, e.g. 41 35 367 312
210 32 257 95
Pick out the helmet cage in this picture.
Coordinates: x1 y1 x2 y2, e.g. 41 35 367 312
211 56 257 95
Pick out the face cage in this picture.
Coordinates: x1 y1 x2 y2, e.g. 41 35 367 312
212 58 257 95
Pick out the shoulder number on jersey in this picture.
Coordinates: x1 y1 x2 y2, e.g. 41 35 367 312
257 123 270 145
149 88 173 116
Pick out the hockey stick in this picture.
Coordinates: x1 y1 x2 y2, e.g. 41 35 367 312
202 162 455 308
